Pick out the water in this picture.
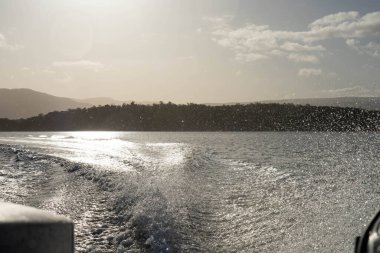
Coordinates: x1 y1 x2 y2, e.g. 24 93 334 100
0 132 379 252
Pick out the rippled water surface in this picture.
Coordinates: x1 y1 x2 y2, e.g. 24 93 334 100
0 132 379 252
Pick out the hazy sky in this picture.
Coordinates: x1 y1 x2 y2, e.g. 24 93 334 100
0 0 379 103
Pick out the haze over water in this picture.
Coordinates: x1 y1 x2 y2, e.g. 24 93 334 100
0 132 379 252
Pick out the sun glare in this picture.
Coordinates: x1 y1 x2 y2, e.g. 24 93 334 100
70 131 121 140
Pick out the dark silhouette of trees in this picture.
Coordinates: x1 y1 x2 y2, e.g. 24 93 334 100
0 102 379 131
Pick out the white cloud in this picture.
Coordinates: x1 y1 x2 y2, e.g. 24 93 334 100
236 52 268 62
55 75 72 83
41 68 56 75
206 11 380 63
322 85 380 97
298 68 322 77
21 67 31 71
0 33 23 51
280 42 325 52
20 67 36 76
206 18 324 63
0 34 10 48
52 60 105 72
346 39 380 57
308 12 380 40
288 54 319 63
309 11 359 29
204 15 233 30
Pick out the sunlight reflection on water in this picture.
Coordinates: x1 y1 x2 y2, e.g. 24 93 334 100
0 132 379 252
0 132 188 172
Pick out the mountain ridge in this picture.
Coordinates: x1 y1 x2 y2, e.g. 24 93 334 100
0 88 90 119
0 88 379 119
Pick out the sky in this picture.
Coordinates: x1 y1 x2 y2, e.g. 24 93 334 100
0 0 379 103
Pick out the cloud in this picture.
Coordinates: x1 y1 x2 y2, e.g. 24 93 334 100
309 11 359 29
204 15 233 30
206 11 380 63
41 68 56 75
0 34 10 48
55 75 72 83
52 60 105 72
322 85 380 97
298 68 322 77
288 54 319 63
20 67 36 76
0 33 23 51
236 53 268 62
346 39 380 57
21 67 31 71
308 12 380 40
280 42 325 52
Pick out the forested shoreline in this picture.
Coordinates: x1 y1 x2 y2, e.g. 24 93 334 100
0 102 379 131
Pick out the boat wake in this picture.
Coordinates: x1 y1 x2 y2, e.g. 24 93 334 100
0 144 175 252
1 132 379 253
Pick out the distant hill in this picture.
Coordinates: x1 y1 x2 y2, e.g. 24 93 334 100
74 97 159 106
75 97 125 106
0 103 379 131
261 97 380 111
1 88 379 120
0 89 90 119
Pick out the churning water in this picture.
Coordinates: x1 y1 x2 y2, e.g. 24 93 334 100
0 132 379 252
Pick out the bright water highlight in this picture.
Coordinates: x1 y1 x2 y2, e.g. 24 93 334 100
0 132 379 252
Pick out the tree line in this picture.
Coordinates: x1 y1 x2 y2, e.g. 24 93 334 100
0 102 379 131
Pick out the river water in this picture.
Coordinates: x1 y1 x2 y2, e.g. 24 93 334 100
0 132 379 252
